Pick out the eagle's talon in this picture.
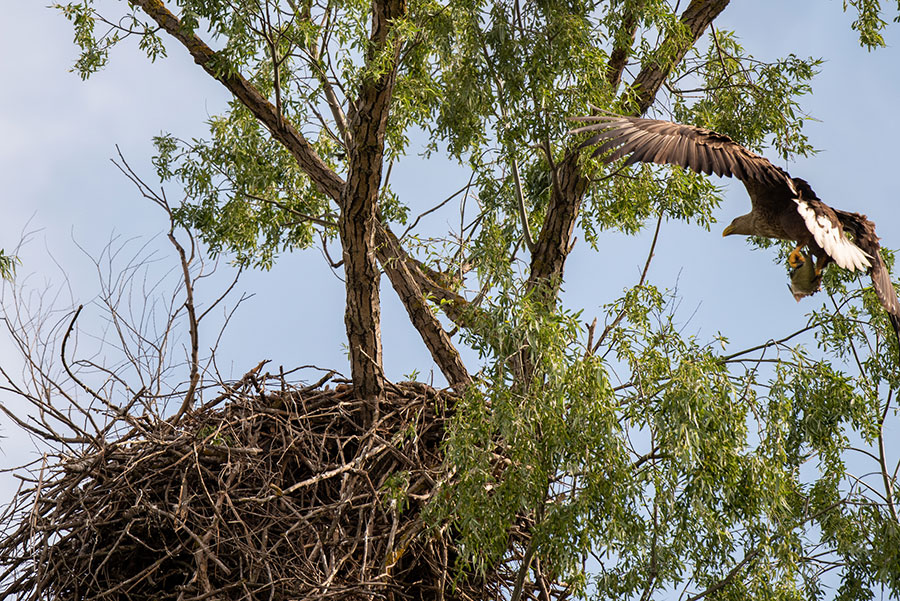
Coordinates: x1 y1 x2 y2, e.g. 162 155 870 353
788 247 806 269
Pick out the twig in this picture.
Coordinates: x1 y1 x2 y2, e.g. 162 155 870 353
511 156 535 253
592 211 664 354
719 324 816 362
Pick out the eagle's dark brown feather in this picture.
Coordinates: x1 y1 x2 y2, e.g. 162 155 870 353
570 111 900 360
570 113 865 266
833 211 900 343
569 112 799 213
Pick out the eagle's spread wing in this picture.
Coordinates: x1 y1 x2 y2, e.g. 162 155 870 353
570 112 871 272
569 112 791 187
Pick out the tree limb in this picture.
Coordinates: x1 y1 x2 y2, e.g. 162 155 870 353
526 152 589 298
374 224 471 390
378 225 476 329
630 0 732 114
605 1 645 90
130 0 345 202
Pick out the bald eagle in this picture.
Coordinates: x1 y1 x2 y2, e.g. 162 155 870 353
570 111 900 356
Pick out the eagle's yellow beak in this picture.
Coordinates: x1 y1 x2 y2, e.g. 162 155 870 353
722 224 736 237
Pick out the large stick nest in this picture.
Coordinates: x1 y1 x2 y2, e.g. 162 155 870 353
0 372 500 600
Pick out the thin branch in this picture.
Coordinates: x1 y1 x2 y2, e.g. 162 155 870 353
684 547 761 601
168 224 201 424
59 305 103 436
511 156 535 253
592 211 664 354
877 388 899 523
246 192 338 228
719 325 816 362
401 181 474 241
510 479 550 601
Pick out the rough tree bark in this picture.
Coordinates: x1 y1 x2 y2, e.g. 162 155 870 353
126 0 731 395
374 226 471 389
605 0 645 90
339 0 407 404
526 153 590 300
631 0 732 114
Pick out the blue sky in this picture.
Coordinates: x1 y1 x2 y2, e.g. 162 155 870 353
1 0 899 561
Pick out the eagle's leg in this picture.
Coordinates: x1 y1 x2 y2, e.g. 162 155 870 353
788 245 807 268
814 253 829 276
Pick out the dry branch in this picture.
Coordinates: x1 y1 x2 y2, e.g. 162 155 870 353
0 373 484 600
1 365 569 600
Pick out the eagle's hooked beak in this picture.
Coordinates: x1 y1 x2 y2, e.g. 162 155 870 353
722 224 736 237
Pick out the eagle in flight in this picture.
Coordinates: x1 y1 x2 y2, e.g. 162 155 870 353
570 111 900 355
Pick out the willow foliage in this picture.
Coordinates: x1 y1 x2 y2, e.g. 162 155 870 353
53 1 900 599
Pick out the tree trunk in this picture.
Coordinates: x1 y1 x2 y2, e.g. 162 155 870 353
527 154 590 300
131 0 474 400
340 0 407 408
